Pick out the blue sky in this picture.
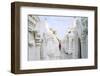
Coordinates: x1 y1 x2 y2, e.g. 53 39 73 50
39 16 75 40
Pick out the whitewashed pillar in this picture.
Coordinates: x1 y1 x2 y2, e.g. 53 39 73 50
34 31 43 60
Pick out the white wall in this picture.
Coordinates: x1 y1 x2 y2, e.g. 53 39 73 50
0 0 100 76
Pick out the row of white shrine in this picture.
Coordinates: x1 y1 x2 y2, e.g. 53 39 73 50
28 15 88 60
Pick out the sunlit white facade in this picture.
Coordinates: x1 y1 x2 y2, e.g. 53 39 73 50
61 17 88 59
28 15 41 60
